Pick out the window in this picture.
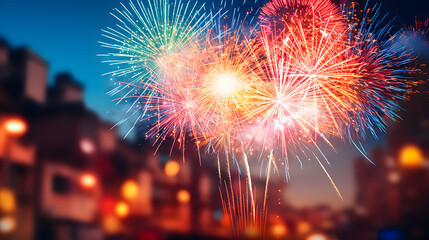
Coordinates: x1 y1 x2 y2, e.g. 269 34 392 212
52 174 70 194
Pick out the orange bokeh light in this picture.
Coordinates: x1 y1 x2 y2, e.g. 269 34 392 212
80 174 97 189
115 202 129 218
399 145 424 168
176 189 191 204
0 188 16 213
4 118 27 136
164 161 180 177
245 225 259 238
102 214 121 234
121 180 139 200
306 233 328 240
271 223 288 237
297 221 311 234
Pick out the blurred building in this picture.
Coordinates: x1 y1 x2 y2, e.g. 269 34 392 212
353 78 429 240
0 39 234 240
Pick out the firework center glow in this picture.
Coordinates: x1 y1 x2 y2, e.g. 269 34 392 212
215 72 240 96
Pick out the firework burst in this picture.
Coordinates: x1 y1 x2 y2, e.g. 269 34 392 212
101 0 427 238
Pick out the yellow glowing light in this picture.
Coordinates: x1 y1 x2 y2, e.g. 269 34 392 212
115 202 129 218
0 216 16 233
306 233 328 240
215 72 240 96
271 223 288 237
176 189 191 204
164 161 180 177
0 189 16 213
399 145 424 168
121 180 139 200
4 118 27 136
80 174 97 189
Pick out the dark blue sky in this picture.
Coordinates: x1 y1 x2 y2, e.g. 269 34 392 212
0 0 427 208
0 0 123 125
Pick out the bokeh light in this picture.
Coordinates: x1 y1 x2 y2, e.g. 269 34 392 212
176 189 191 204
121 180 139 200
399 145 424 168
115 202 129 218
271 223 288 237
164 161 180 177
0 188 16 213
102 214 121 234
306 233 328 240
245 225 259 238
79 138 96 154
297 221 312 234
79 173 97 189
0 216 16 233
4 117 27 136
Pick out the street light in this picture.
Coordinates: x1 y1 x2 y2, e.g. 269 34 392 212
121 180 139 200
164 161 180 177
1 117 27 218
4 117 27 137
115 202 129 218
399 145 424 168
176 189 191 204
271 223 288 238
0 188 16 213
79 173 97 189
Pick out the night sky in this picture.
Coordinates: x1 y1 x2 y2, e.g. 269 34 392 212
0 0 428 209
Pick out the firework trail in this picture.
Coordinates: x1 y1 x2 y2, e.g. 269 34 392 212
338 1 419 161
99 0 214 139
100 0 427 238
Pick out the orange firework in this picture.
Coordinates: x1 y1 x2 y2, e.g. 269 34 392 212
103 0 426 237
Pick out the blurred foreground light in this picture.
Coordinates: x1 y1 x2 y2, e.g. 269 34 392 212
80 173 97 189
102 214 121 235
306 233 328 240
80 138 96 154
0 216 16 233
137 230 163 240
0 188 16 213
271 223 288 237
220 213 230 227
4 117 27 136
115 202 129 218
388 171 401 184
121 180 139 200
245 225 259 238
101 197 115 214
176 189 191 204
297 221 311 234
399 145 423 168
164 161 180 177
